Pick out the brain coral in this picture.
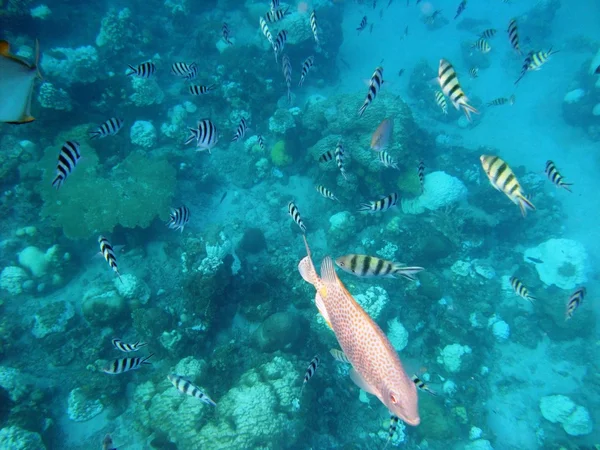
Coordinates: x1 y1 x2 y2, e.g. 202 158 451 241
39 139 175 239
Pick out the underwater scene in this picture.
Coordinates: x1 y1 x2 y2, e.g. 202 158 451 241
0 0 599 449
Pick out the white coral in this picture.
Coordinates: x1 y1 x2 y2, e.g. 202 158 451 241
401 171 467 215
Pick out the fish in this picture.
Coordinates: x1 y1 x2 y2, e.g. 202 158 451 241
112 339 148 353
438 59 479 121
398 68 405 77
270 0 280 13
222 22 233 45
369 24 374 34
383 415 400 449
189 84 216 95
167 205 190 232
98 235 123 282
310 10 319 45
183 64 198 81
454 0 467 19
52 141 81 190
509 276 536 303
0 39 41 124
102 354 153 374
411 374 437 396
259 17 274 46
298 56 314 87
370 118 393 151
288 201 307 233
184 119 219 153
89 117 124 139
425 10 442 25
334 141 348 180
358 192 398 213
417 161 425 192
316 185 338 202
378 151 399 170
595 65 600 75
272 30 288 63
480 155 535 217
265 7 290 23
282 54 292 104
507 19 521 55
526 256 544 264
318 150 334 163
330 348 351 364
435 91 448 114
102 434 116 450
300 355 320 395
358 66 384 117
297 236 420 426
545 160 572 192
257 134 266 152
480 28 497 39
232 118 248 142
126 61 156 78
167 374 217 406
487 95 515 106
171 62 197 78
515 48 559 85
471 37 491 54
219 191 227 204
565 287 585 320
357 16 368 34
335 254 424 281
469 67 479 78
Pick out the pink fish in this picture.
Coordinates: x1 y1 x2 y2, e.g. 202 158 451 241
370 118 393 152
298 236 420 426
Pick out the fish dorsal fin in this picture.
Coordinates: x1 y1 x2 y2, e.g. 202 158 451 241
349 368 376 395
320 256 338 284
315 292 332 329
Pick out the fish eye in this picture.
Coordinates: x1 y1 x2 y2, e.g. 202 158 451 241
339 262 345 266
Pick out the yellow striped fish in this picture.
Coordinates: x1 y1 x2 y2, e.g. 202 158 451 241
480 155 535 217
438 59 479 121
316 185 338 201
487 95 515 106
358 66 384 117
434 90 447 114
565 288 585 320
471 37 491 54
469 67 479 79
335 254 424 281
515 48 559 85
358 192 398 212
288 201 307 233
507 18 521 55
509 276 536 303
545 160 572 192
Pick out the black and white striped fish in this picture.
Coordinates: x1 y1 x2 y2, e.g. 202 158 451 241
358 192 398 212
189 84 216 95
52 141 81 190
438 59 478 121
126 62 156 78
282 54 292 104
259 17 274 46
330 349 351 364
112 339 148 353
335 254 424 281
98 235 122 281
487 95 515 106
357 16 368 34
89 117 124 139
231 118 248 142
507 19 521 55
335 140 348 180
300 355 320 395
316 185 338 202
288 201 306 233
270 0 280 13
469 67 479 78
272 30 288 62
168 374 217 406
435 90 447 114
565 287 585 320
412 374 438 396
184 119 219 153
298 56 314 87
222 22 233 45
171 62 197 78
417 161 425 192
167 205 190 232
265 7 289 23
183 64 198 80
471 37 491 53
514 48 559 85
310 10 319 45
358 66 384 117
384 415 400 449
545 160 572 192
102 354 153 374
454 0 467 20
378 150 399 170
480 28 497 39
257 134 266 152
510 276 536 303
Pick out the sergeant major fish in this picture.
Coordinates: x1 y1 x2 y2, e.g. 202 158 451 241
89 117 124 139
471 37 491 54
310 10 319 45
487 95 515 106
515 48 559 85
358 66 384 117
298 236 420 426
300 355 320 395
282 54 292 103
358 192 398 213
171 62 197 78
184 118 219 153
510 276 536 303
417 161 425 192
168 374 217 406
232 117 248 142
98 235 123 282
357 16 368 34
259 17 274 46
435 91 447 114
335 254 424 281
454 0 467 20
288 201 307 233
438 59 478 121
265 7 290 23
112 339 148 353
103 354 153 374
565 287 585 320
335 140 348 180
507 19 521 55
189 84 216 95
316 185 338 202
272 30 288 63
378 151 399 170
52 141 81 190
126 61 156 78
545 160 572 192
299 56 314 87
167 205 190 232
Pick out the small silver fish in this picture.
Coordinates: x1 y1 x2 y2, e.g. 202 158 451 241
300 355 320 395
167 206 190 232
112 339 148 353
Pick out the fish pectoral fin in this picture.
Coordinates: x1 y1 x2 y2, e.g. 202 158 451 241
315 292 333 329
298 256 316 284
349 368 377 395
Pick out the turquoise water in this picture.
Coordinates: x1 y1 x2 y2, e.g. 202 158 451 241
0 0 599 449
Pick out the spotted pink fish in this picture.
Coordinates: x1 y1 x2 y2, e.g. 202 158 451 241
298 236 420 426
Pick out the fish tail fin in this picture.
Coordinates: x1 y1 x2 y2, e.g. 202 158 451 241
357 101 368 117
126 64 137 76
117 272 124 283
516 193 536 217
527 294 536 303
51 175 63 190
298 236 318 286
142 353 154 365
392 266 425 281
460 101 479 122
357 203 373 212
514 72 526 85
137 342 148 349
89 131 100 139
561 183 573 193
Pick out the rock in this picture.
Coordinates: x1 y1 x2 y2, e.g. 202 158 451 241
0 426 45 450
67 388 104 422
253 312 307 353
32 301 75 338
